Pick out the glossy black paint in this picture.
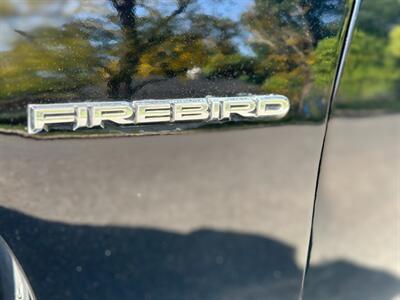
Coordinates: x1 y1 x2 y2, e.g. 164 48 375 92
0 0 349 136
304 0 400 298
0 1 378 300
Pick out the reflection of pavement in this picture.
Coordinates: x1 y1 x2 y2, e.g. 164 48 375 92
0 122 323 299
0 124 324 266
0 208 302 300
309 115 400 277
0 207 399 300
0 116 399 299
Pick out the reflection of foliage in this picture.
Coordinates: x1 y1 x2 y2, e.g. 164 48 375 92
339 31 389 100
0 0 350 123
357 0 400 37
0 0 16 16
308 0 400 112
387 26 400 63
0 0 243 100
106 0 194 97
240 0 344 111
137 37 207 78
105 0 246 97
335 17 400 109
3 0 396 118
0 0 224 99
387 26 400 97
309 37 337 87
263 69 306 103
332 0 400 111
0 25 103 100
204 54 255 80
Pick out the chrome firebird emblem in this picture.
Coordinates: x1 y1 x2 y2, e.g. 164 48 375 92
27 95 290 134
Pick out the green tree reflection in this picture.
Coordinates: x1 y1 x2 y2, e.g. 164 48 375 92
0 0 398 127
333 1 400 111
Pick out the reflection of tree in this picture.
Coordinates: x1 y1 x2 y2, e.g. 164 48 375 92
0 0 112 101
99 0 242 98
0 0 241 101
3 0 397 121
0 0 343 103
321 0 400 110
107 0 193 97
387 26 400 96
0 24 104 100
357 0 400 37
0 0 352 118
241 0 344 111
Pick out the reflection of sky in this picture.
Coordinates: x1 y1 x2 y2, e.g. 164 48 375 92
198 0 253 21
135 0 253 21
0 0 254 52
0 0 108 51
199 0 255 55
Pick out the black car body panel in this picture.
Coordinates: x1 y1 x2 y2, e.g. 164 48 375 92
0 0 398 299
304 0 400 298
